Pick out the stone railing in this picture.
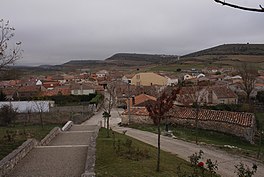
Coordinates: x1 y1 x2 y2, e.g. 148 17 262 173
0 122 67 176
0 139 38 177
39 127 61 146
61 121 73 131
81 125 101 177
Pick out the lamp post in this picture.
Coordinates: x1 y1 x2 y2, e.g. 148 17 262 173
127 80 131 125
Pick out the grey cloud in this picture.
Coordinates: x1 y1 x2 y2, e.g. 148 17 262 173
1 0 263 65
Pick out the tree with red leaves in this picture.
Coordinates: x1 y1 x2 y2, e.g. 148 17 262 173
146 88 178 172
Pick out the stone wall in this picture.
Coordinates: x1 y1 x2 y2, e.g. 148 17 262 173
123 114 256 143
39 127 61 146
121 114 152 124
166 118 256 143
81 125 101 177
0 139 38 177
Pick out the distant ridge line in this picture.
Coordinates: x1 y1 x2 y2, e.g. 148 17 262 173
182 43 264 57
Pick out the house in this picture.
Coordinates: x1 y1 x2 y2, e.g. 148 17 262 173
41 86 71 96
42 81 60 90
183 74 196 81
159 73 179 86
71 82 103 95
127 93 157 108
175 86 238 106
122 74 134 84
131 72 168 86
96 70 109 78
16 86 42 100
202 66 220 74
210 86 238 104
121 93 157 124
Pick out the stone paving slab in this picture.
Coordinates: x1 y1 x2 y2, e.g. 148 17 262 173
69 125 98 131
7 146 87 177
48 132 93 146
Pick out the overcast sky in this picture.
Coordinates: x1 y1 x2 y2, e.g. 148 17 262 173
1 0 263 65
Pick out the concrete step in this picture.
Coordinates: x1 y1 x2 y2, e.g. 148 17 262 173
69 125 98 131
7 146 87 177
48 132 93 146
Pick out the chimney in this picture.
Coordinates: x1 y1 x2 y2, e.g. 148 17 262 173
132 96 135 106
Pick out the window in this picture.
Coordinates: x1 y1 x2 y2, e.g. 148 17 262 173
136 75 140 79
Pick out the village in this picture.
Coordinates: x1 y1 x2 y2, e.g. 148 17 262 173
1 65 264 142
1 0 264 176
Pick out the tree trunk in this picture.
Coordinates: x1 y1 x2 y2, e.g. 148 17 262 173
107 116 110 138
257 130 262 159
40 113 43 129
157 123 161 172
195 105 199 145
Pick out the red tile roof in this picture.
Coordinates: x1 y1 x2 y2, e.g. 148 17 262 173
127 94 157 107
18 86 41 92
166 106 254 127
122 107 150 116
211 86 237 99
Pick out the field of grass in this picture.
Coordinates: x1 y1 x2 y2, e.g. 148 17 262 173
129 124 264 160
256 112 264 129
0 124 59 160
96 128 218 177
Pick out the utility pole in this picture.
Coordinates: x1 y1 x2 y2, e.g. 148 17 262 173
127 80 131 124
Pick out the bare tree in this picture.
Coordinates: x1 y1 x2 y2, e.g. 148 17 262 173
239 63 258 103
214 0 264 12
33 101 49 129
0 19 22 70
102 82 116 137
146 88 178 172
176 86 209 144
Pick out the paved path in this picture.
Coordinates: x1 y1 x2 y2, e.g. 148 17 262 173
8 124 98 177
107 108 264 177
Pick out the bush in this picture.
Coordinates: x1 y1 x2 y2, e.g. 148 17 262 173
34 94 98 106
256 91 264 104
0 104 17 126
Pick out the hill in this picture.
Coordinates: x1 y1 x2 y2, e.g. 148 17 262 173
183 44 264 57
106 53 179 64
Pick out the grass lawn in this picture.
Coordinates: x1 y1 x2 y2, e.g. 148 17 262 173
129 124 264 160
256 112 264 129
0 124 60 160
96 128 218 177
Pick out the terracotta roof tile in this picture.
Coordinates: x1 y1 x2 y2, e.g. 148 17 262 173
127 94 157 106
211 86 237 99
122 107 150 116
166 106 254 127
